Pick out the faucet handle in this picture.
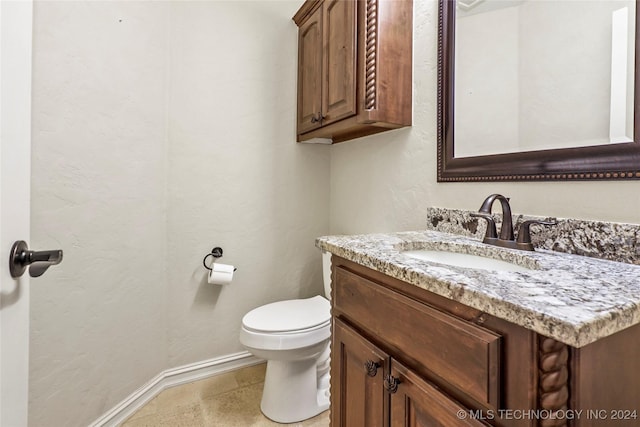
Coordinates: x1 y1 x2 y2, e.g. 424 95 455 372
516 219 557 250
470 212 498 240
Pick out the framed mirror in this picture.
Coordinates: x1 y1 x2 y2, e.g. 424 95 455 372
438 0 640 181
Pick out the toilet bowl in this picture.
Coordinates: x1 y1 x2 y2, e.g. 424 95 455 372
239 252 332 423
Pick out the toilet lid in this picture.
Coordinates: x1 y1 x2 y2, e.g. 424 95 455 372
242 296 330 333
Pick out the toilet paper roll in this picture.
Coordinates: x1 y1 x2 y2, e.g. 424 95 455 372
208 262 235 285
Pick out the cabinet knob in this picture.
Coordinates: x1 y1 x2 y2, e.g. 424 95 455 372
364 360 380 377
384 374 400 393
310 112 325 123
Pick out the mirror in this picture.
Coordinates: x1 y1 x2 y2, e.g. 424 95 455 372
438 0 640 181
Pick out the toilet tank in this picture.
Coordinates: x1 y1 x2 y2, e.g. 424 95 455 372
322 251 332 300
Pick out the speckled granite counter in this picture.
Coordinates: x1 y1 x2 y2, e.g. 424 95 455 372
316 230 640 348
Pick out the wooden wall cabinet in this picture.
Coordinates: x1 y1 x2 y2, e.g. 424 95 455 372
330 257 640 427
293 0 412 143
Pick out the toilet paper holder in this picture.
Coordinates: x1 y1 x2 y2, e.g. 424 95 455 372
202 247 237 271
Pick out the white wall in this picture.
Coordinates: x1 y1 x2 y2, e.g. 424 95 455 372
30 2 170 426
30 1 330 426
165 0 329 366
329 0 640 235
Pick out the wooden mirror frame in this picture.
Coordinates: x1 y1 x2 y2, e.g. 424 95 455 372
438 0 640 182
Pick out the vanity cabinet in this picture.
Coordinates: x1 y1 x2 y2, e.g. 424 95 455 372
329 256 640 427
389 360 490 427
292 0 412 143
332 319 387 426
333 318 489 427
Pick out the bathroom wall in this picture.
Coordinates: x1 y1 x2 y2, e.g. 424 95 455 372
30 1 329 426
30 2 170 426
329 0 640 235
165 0 329 366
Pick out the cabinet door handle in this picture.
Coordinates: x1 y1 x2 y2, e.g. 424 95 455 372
384 374 400 393
364 360 380 377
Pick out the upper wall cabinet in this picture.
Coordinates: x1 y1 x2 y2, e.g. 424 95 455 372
293 0 413 144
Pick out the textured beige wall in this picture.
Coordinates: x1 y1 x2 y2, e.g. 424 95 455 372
30 1 329 425
30 2 170 426
165 0 329 366
329 0 640 236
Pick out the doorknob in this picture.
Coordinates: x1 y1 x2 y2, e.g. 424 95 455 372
9 240 63 278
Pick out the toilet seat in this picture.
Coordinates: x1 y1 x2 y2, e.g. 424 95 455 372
242 295 330 333
240 296 331 350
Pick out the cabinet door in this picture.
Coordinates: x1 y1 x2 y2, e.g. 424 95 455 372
334 266 501 408
297 5 323 134
389 360 490 427
331 318 388 427
322 0 357 125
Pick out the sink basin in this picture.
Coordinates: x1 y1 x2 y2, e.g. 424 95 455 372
402 250 533 273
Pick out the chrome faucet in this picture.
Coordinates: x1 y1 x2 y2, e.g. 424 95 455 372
471 194 556 251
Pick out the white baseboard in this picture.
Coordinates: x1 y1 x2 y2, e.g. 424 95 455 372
89 351 263 427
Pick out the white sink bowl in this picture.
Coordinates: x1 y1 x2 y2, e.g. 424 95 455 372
402 249 533 273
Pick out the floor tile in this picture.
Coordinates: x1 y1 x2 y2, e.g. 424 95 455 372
124 398 158 422
191 371 241 401
233 363 267 388
122 363 329 427
200 382 279 426
123 403 205 427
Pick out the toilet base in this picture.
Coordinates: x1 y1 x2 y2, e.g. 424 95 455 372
260 345 330 423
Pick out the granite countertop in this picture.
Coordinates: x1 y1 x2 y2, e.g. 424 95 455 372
316 230 640 348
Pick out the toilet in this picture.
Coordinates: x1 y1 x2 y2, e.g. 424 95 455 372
239 252 332 423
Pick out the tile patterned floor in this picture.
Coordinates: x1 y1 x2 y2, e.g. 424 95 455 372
121 363 329 427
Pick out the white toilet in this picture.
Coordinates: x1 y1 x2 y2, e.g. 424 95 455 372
239 252 332 423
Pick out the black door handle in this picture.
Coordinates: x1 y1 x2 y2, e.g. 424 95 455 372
9 240 63 278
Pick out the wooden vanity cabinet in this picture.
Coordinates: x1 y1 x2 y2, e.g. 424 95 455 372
293 0 412 143
332 318 489 427
330 256 532 427
389 360 490 427
329 256 640 427
332 318 388 427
